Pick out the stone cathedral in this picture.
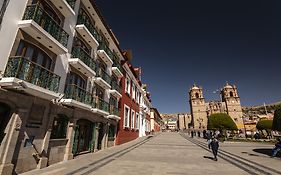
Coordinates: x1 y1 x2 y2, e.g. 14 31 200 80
189 83 244 131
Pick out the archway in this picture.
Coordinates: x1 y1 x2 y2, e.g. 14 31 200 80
0 102 11 145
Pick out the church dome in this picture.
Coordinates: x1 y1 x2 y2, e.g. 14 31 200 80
224 82 233 89
191 86 199 90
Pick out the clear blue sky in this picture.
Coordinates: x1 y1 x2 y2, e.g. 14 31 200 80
95 0 281 114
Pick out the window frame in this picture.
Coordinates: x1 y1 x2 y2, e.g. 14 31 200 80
124 105 130 128
136 112 139 129
50 115 69 139
125 76 131 95
132 83 136 100
131 110 135 129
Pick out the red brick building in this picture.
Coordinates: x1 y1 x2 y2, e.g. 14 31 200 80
115 56 143 145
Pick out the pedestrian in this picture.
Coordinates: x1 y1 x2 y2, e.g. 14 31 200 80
206 131 212 145
197 131 201 138
191 131 194 138
203 130 207 139
208 136 219 161
272 138 281 157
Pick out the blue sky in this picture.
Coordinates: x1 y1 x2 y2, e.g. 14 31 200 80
95 0 281 113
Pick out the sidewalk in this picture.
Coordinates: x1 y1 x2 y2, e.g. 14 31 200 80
21 135 153 175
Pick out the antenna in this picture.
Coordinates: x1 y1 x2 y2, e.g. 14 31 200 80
264 102 268 115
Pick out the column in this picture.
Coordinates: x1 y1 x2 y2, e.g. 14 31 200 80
36 112 56 169
0 109 27 175
64 118 77 161
94 123 100 152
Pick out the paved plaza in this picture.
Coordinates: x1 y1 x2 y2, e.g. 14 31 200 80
21 132 281 175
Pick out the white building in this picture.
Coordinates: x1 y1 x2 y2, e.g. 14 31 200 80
0 0 125 174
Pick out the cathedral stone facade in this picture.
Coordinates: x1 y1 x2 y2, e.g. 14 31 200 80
189 83 244 131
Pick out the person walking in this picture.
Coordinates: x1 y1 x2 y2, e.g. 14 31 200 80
208 136 219 161
206 131 212 145
272 138 281 157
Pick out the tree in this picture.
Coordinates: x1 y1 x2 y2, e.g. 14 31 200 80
272 106 281 132
256 120 273 131
256 119 273 138
207 113 238 131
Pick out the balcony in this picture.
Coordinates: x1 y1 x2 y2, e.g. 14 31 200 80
97 43 113 67
112 60 123 78
69 47 96 77
50 0 75 17
108 106 120 120
109 81 122 99
92 97 109 116
94 69 111 89
76 14 99 48
61 84 94 110
61 84 109 116
0 57 61 100
19 4 69 54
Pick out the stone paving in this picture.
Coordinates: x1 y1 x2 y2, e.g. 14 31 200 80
21 132 281 175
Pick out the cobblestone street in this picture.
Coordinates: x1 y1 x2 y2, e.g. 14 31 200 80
21 132 281 175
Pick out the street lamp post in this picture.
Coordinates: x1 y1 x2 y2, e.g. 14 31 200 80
241 116 247 138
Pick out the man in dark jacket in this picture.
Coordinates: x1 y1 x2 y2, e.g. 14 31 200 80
272 138 281 157
208 137 219 161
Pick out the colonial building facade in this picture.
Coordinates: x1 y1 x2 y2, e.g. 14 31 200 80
189 83 244 131
0 0 130 174
177 113 192 131
150 108 163 133
116 58 153 145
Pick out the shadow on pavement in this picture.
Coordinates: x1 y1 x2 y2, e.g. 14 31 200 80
203 156 215 161
252 148 272 156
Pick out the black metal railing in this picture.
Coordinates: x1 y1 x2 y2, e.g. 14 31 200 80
4 56 60 92
71 47 96 72
98 42 113 60
77 13 100 42
23 4 69 47
64 84 94 106
111 81 121 93
95 97 109 112
109 105 120 116
96 68 111 85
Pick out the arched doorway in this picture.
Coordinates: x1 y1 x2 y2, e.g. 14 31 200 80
72 119 96 155
0 102 11 145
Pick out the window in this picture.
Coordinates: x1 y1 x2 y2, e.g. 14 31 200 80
73 37 91 55
32 0 62 26
131 110 135 129
51 115 69 139
125 77 130 95
16 40 53 70
132 83 136 100
136 91 138 102
195 93 199 98
124 105 130 128
230 91 234 97
66 72 86 89
136 113 139 129
95 84 105 99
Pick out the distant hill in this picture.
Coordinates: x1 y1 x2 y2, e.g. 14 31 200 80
160 113 190 121
242 102 281 116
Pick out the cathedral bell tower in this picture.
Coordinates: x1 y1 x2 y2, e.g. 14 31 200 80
221 83 244 129
189 84 207 130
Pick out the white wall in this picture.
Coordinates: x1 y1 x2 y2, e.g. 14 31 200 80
0 0 28 74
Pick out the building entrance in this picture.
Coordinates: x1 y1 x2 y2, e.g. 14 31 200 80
0 102 11 145
73 119 95 154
